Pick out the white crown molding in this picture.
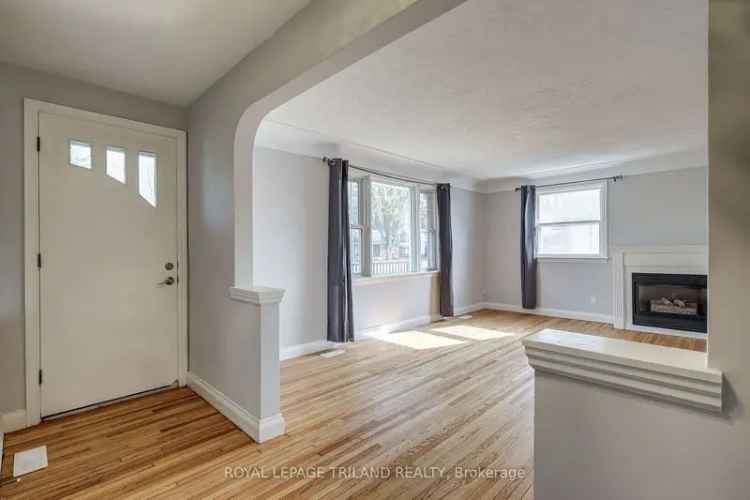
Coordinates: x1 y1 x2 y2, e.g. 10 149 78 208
479 155 707 194
187 372 285 443
254 120 484 192
229 286 285 305
523 329 722 412
256 119 707 196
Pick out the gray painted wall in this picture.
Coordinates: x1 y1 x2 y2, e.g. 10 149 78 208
484 167 708 317
254 147 485 350
188 0 463 418
533 2 750 498
0 62 187 414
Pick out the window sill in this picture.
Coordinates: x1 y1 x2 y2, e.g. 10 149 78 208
353 271 439 287
537 256 609 264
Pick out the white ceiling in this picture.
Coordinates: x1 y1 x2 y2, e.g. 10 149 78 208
267 0 707 180
0 0 311 106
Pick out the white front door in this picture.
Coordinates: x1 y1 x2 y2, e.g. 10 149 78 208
38 110 180 417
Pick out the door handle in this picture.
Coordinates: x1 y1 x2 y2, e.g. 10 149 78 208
158 276 175 286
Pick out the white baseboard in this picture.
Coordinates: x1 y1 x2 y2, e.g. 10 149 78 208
186 372 285 443
454 303 486 316
354 303 488 339
482 302 613 325
280 340 336 360
1 409 27 433
357 313 441 338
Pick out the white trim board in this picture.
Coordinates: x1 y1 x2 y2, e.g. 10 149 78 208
186 372 285 443
356 314 441 339
281 340 336 361
1 409 27 433
482 302 613 325
355 303 486 339
23 99 188 428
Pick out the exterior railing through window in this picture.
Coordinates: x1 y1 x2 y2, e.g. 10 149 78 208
372 259 410 275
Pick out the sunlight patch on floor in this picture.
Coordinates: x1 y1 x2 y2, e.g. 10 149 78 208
431 325 516 341
368 330 465 350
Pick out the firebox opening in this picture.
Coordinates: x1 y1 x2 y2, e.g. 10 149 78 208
632 273 708 334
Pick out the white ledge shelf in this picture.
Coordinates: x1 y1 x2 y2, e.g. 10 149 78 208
523 329 723 412
229 286 285 305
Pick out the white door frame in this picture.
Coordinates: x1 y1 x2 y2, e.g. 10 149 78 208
23 98 188 427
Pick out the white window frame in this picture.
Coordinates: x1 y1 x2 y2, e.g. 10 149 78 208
348 175 367 277
418 187 439 272
349 172 439 279
534 181 608 260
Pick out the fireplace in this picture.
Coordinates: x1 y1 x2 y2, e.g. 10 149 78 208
632 273 707 333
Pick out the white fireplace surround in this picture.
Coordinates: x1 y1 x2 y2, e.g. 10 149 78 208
611 245 708 338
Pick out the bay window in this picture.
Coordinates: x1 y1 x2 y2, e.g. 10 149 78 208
348 172 438 277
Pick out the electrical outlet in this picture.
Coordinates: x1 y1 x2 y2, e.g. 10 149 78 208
590 296 597 305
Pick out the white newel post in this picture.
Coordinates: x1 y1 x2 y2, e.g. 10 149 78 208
228 286 286 443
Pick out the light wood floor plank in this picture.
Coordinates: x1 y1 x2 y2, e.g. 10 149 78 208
1 310 704 499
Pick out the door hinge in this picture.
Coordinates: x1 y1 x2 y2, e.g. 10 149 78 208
36 136 41 152
39 369 43 385
37 253 42 269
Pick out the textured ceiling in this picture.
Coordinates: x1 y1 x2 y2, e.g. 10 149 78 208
267 0 707 180
0 0 311 105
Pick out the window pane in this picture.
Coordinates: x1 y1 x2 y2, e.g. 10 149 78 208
138 152 157 207
106 147 126 183
69 140 92 169
419 192 435 230
421 230 437 271
350 228 362 274
419 192 437 271
538 188 601 223
538 223 600 255
348 180 359 225
371 182 412 275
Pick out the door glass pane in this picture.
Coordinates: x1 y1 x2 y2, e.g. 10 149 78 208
538 188 601 223
69 140 92 169
106 147 126 183
538 223 600 255
371 182 412 275
350 228 362 274
138 152 157 207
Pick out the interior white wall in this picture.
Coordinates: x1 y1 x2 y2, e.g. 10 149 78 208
0 61 187 415
254 147 485 351
484 166 708 317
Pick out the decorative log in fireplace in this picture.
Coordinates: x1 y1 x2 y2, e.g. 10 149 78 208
632 273 707 334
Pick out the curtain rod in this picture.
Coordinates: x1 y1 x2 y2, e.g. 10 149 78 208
322 157 438 187
514 175 623 191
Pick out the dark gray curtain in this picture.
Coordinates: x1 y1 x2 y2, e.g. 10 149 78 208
327 158 354 342
436 183 454 317
520 185 537 309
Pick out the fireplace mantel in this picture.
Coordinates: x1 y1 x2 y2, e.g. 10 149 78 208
611 245 708 336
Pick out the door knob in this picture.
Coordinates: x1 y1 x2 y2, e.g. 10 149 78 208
158 277 175 286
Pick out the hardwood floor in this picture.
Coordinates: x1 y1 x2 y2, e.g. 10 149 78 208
0 310 705 499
